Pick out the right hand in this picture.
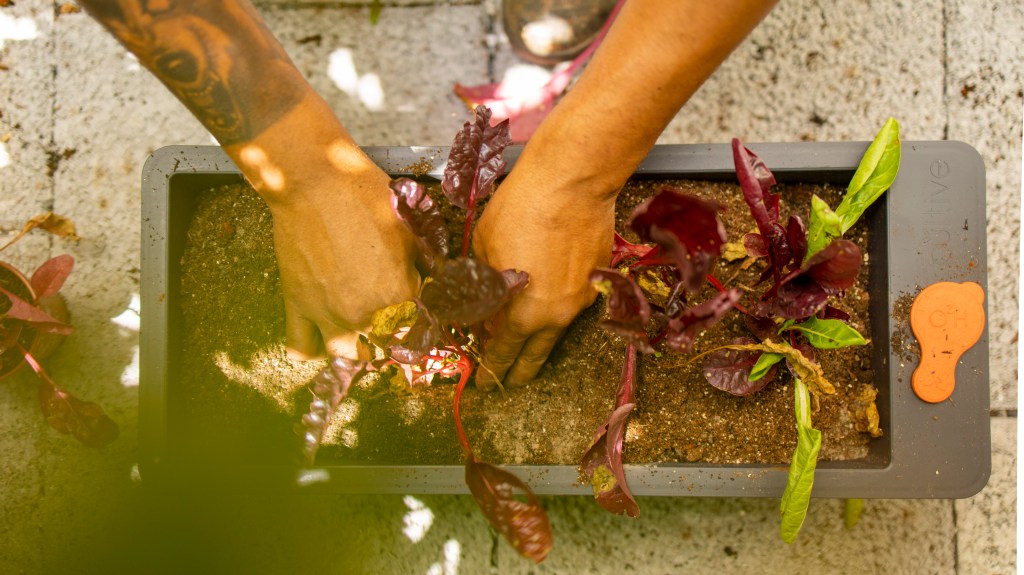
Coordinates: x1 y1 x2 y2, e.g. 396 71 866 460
267 162 420 360
472 167 618 390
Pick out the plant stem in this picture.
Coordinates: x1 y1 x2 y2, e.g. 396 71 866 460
616 343 637 407
706 274 750 315
452 353 473 454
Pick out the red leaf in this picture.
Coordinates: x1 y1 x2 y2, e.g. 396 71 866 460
297 357 365 465
806 239 861 293
453 0 626 143
610 232 655 267
703 338 777 396
628 188 728 294
420 257 512 325
454 71 569 144
465 454 553 563
0 287 72 335
389 178 449 271
590 268 653 354
580 345 639 517
441 106 511 211
30 254 73 299
38 378 118 448
664 289 740 352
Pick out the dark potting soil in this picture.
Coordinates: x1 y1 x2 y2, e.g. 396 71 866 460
177 178 881 468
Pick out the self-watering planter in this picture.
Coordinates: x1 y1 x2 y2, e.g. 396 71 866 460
140 141 989 498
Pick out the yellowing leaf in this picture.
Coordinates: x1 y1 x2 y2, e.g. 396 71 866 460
718 339 835 396
0 212 78 253
369 300 418 339
722 240 748 262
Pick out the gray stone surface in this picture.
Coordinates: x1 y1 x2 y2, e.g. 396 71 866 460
658 0 947 144
499 497 956 574
945 0 1022 410
956 416 1017 575
0 3 55 573
261 3 488 146
0 0 1017 573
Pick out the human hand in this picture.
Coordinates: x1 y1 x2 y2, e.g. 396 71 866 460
266 161 420 360
472 171 616 389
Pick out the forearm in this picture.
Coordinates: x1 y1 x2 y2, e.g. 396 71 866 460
517 0 778 201
78 0 373 205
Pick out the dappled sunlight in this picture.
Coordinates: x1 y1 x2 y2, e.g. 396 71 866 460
493 64 555 101
211 349 318 412
0 141 9 170
327 48 386 111
425 539 462 575
110 293 140 387
124 52 141 72
402 495 435 543
237 145 285 192
0 13 38 49
111 293 141 332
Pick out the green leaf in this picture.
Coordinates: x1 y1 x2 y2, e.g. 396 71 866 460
779 316 867 349
749 352 784 381
780 377 822 544
834 118 901 234
844 498 865 529
712 340 835 395
805 195 842 262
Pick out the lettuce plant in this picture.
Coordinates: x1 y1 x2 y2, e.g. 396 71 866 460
700 119 900 542
0 213 118 447
581 187 740 516
296 105 552 563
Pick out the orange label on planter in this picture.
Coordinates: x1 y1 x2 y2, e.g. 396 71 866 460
909 282 985 403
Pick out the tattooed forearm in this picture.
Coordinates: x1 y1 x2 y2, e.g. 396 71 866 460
80 0 306 146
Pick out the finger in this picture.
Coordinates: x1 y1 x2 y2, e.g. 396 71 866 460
477 327 528 392
503 328 563 387
322 329 361 360
285 311 327 361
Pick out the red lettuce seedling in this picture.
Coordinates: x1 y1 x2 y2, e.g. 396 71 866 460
628 188 728 295
703 337 779 396
1 216 118 448
732 139 861 321
582 187 738 518
580 344 640 517
442 105 511 256
389 178 448 273
297 357 365 466
352 106 553 562
590 269 653 354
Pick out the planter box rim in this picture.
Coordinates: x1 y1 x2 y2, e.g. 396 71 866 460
140 141 990 499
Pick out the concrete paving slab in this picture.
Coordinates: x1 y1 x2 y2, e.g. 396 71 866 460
0 2 54 572
497 495 955 573
955 416 1017 575
0 0 55 269
260 3 489 146
656 0 946 144
945 0 1022 410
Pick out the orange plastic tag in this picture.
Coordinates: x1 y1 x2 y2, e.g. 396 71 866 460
909 282 985 403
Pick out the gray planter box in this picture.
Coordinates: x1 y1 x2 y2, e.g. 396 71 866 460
140 142 989 498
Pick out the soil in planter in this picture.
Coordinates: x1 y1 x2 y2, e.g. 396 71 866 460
177 178 881 468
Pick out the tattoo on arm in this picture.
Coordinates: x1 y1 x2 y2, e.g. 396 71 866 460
81 0 306 145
